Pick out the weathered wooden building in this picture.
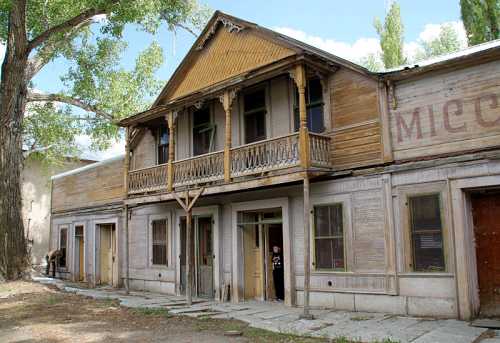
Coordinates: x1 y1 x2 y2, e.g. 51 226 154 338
50 12 500 320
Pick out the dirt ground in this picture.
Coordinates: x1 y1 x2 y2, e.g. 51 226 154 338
0 281 330 343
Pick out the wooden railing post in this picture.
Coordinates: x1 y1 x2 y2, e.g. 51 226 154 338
123 127 131 198
294 64 311 169
220 89 237 183
167 111 176 192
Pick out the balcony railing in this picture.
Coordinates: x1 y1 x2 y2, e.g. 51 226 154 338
309 132 331 167
127 132 332 195
128 163 168 194
173 151 224 187
231 133 300 177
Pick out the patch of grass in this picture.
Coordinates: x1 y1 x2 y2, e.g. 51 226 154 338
97 298 119 308
131 307 170 317
46 295 61 305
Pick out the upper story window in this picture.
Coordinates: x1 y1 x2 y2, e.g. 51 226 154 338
193 107 214 156
408 194 445 272
313 204 345 270
157 125 169 165
294 77 324 133
244 88 267 144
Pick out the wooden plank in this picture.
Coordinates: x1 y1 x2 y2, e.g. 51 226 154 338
390 60 500 160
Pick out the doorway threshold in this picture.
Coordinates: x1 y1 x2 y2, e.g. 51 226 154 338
471 318 500 329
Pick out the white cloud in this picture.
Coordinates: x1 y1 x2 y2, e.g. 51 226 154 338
275 27 381 63
274 20 468 70
75 134 125 161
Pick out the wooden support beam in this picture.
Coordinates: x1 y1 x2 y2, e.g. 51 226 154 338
172 188 205 306
292 64 311 169
167 111 177 192
220 89 237 183
123 127 131 198
124 204 130 294
300 174 313 319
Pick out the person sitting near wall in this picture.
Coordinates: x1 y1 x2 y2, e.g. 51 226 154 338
45 250 62 278
272 245 284 301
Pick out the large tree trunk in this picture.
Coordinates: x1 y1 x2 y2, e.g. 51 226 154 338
0 1 29 280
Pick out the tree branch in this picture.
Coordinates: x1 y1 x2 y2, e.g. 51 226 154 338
176 23 199 37
27 92 114 121
27 8 106 53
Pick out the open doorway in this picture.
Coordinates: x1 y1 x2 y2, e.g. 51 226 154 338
74 225 84 282
179 215 214 298
239 208 284 302
98 223 117 286
471 191 500 318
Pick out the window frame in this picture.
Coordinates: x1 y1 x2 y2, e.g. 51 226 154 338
156 125 169 165
398 183 451 274
58 225 69 269
191 104 215 156
149 215 170 268
293 77 325 133
242 85 269 144
311 194 353 273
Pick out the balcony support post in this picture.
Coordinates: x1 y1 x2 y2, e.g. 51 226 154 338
167 111 177 192
123 127 131 198
220 89 237 183
293 64 311 169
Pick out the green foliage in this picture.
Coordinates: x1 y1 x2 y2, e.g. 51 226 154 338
23 102 82 166
460 0 500 45
0 0 211 163
358 53 384 72
414 23 463 62
374 1 405 69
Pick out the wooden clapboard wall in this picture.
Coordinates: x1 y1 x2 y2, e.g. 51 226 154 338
52 158 124 212
389 60 500 161
163 25 295 102
327 68 384 170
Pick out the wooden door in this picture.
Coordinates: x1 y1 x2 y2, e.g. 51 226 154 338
179 218 195 294
197 217 214 298
78 238 84 281
111 227 117 286
99 226 112 285
243 225 263 300
472 193 500 317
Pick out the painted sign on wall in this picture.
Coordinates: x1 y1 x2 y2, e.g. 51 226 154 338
390 61 500 160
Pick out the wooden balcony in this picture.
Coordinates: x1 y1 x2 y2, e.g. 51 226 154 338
127 132 332 196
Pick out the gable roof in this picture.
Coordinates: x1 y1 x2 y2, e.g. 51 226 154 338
152 11 372 106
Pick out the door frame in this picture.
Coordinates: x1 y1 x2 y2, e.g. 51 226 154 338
72 221 86 282
175 206 221 300
451 175 500 320
231 197 294 306
93 217 120 287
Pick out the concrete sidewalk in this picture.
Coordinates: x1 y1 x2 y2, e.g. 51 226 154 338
34 277 499 343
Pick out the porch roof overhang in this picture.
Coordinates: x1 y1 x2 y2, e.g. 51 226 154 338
118 53 338 127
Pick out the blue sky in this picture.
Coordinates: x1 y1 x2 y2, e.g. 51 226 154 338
24 0 466 160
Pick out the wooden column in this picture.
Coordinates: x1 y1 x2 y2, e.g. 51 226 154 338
295 64 311 169
185 192 193 305
123 127 131 198
124 204 130 294
167 111 176 192
173 188 204 307
220 90 237 183
301 175 313 319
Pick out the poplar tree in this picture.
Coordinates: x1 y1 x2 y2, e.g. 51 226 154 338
460 0 500 45
0 0 209 280
374 1 405 69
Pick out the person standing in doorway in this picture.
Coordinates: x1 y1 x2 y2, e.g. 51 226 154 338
272 245 284 301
